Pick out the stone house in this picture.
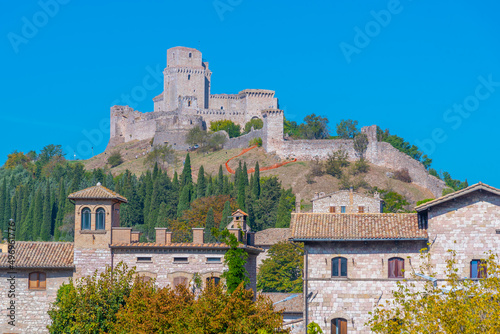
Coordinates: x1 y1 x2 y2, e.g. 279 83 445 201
311 188 383 214
0 183 261 334
290 182 500 334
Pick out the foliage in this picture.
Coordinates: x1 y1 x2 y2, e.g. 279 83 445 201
442 187 455 196
339 174 370 191
393 168 412 183
376 189 410 213
214 229 250 293
283 114 329 139
144 144 175 170
350 158 370 175
275 188 295 228
336 119 359 139
186 126 227 152
324 150 350 179
186 126 208 146
249 137 263 147
244 118 264 133
416 198 434 206
367 249 500 334
257 241 303 293
353 133 368 158
429 168 440 179
107 151 123 167
204 207 217 243
4 151 31 169
210 119 241 138
48 262 136 333
442 171 468 191
112 280 289 334
307 322 324 334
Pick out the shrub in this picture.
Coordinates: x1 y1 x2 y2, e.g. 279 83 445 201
249 137 263 147
350 158 370 175
210 120 241 138
310 157 324 177
393 168 412 183
353 133 368 158
324 150 349 179
107 151 123 167
244 118 264 133
416 198 434 206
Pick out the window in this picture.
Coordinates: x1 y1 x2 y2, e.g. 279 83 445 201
332 257 348 277
29 272 46 290
470 260 487 278
174 257 188 263
188 74 191 80
388 257 404 278
81 207 91 230
329 206 336 213
188 101 191 107
332 318 347 334
207 257 221 263
173 276 188 287
137 257 152 262
220 106 223 110
206 277 220 286
341 206 346 213
358 206 364 213
96 208 105 230
189 52 192 58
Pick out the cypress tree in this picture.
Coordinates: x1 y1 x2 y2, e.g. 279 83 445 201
172 171 179 192
242 162 248 187
196 166 206 199
237 174 246 211
220 200 232 231
10 193 17 224
4 182 11 233
40 182 52 241
253 161 260 199
0 178 4 237
223 175 230 195
204 207 216 243
177 185 191 218
15 187 23 229
205 176 213 197
19 186 30 240
153 162 160 180
180 153 192 188
54 179 66 241
20 201 34 241
217 165 224 195
32 189 43 240
156 203 169 229
246 200 255 229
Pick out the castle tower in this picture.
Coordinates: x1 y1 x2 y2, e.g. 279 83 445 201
68 183 128 278
163 46 212 111
262 108 284 154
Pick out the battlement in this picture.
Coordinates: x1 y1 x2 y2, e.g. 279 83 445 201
210 94 240 100
239 89 275 98
166 46 203 68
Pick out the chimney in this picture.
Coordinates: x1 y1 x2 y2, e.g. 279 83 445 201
192 228 204 244
131 231 141 243
155 228 168 244
228 228 241 242
296 193 301 213
247 231 255 246
166 231 172 244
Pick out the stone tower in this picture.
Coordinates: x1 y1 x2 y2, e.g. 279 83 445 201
68 183 128 278
163 46 212 111
262 108 284 153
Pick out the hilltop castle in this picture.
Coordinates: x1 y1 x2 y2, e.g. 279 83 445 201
108 46 279 150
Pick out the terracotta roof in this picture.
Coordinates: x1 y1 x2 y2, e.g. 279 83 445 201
110 242 263 254
260 293 303 313
68 183 127 203
290 213 427 241
255 228 290 246
416 182 500 212
0 242 74 268
232 209 248 216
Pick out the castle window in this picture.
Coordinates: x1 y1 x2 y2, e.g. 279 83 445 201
220 106 223 110
81 207 91 230
341 206 346 213
388 257 404 279
358 206 364 213
329 206 336 213
188 74 191 80
470 260 487 278
188 101 191 107
332 318 347 334
96 208 105 230
29 272 46 290
332 257 347 277
189 52 192 58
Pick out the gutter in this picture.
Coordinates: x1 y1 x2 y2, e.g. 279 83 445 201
291 238 428 242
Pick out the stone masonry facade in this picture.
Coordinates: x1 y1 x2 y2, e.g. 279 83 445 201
311 188 383 214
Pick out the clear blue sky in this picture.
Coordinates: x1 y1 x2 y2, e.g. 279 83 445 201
1 0 499 188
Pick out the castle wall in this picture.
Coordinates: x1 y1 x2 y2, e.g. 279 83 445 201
0 269 73 334
222 128 264 150
209 94 241 111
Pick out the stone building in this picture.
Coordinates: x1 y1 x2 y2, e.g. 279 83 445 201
311 188 383 214
254 228 290 271
0 183 261 333
290 182 500 334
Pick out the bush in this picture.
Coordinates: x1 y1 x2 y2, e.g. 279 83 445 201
210 120 241 138
244 118 264 133
393 168 412 183
107 151 123 167
310 157 324 177
416 198 434 206
248 137 262 147
350 158 370 175
324 150 349 179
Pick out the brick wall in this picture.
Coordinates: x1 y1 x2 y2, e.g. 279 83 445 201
0 269 73 334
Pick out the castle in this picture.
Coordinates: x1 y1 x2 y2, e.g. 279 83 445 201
107 46 446 197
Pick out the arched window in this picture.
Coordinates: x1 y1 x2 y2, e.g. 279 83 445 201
332 318 347 334
332 257 348 277
96 208 105 230
206 276 220 287
81 207 91 230
173 276 188 287
188 101 191 107
189 52 192 58
29 272 46 290
470 259 487 278
388 257 404 278
188 74 191 80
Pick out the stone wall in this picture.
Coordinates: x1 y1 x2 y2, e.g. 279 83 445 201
0 269 73 334
222 128 264 150
312 189 382 213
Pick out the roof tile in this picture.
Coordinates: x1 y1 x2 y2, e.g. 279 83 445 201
68 184 127 203
0 242 74 268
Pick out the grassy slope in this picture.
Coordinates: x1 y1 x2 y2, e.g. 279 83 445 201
82 140 435 210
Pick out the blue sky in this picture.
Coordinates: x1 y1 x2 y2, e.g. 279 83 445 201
1 0 499 188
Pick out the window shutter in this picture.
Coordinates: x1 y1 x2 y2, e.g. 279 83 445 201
332 258 339 277
39 273 46 289
332 319 338 333
29 272 37 289
340 258 347 277
340 319 347 334
358 206 364 213
397 259 404 278
329 206 336 213
388 259 395 278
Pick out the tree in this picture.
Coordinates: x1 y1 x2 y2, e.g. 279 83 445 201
204 207 216 243
33 188 43 239
220 200 232 231
196 166 206 199
257 241 303 293
39 144 64 165
144 144 175 170
186 125 208 146
244 118 264 133
353 133 368 158
336 119 359 139
324 150 350 179
107 151 123 167
210 119 241 138
379 189 410 213
177 184 192 218
300 113 329 139
367 250 500 334
252 162 261 199
215 229 249 293
275 189 295 228
4 151 31 169
48 262 136 334
180 153 193 188
40 182 52 241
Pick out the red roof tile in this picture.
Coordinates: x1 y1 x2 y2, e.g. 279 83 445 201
290 213 427 241
255 228 290 246
0 242 74 268
68 184 127 203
